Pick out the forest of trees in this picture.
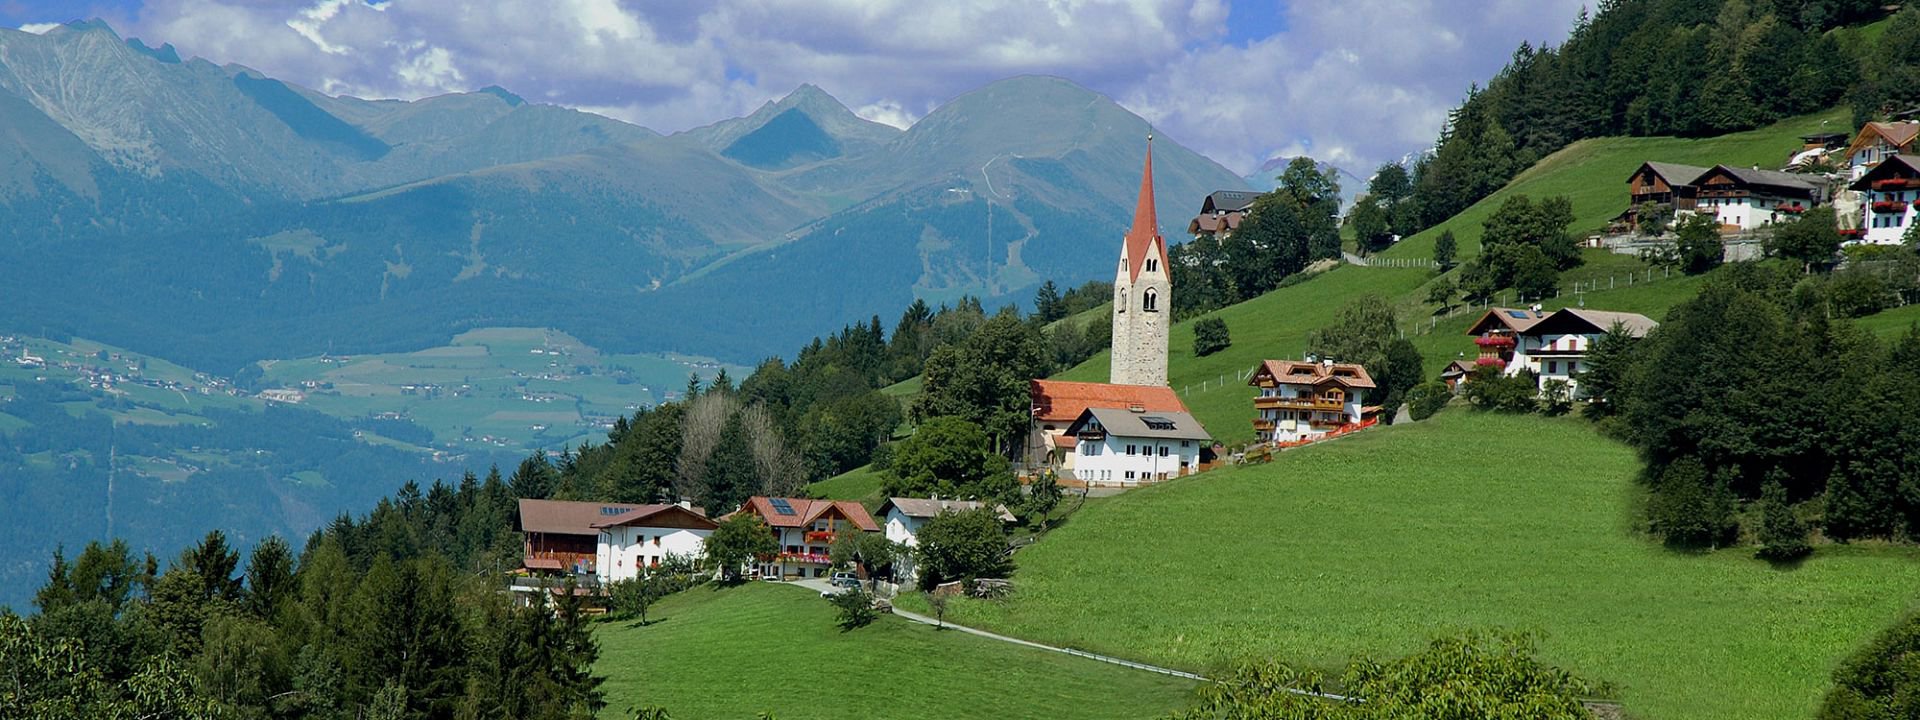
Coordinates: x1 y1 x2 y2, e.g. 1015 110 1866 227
3 469 607 719
1567 260 1920 552
1401 0 1891 235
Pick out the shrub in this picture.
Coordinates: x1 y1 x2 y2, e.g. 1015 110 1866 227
1647 457 1737 549
1461 367 1538 413
828 587 877 631
1755 474 1812 563
1192 317 1231 357
1405 382 1452 421
1537 379 1573 416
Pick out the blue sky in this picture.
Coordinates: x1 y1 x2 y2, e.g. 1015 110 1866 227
3 1 1588 176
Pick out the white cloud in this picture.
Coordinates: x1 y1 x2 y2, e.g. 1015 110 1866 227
120 0 1592 176
854 100 916 130
17 23 61 34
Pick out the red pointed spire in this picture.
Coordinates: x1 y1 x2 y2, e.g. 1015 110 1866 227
1122 135 1164 282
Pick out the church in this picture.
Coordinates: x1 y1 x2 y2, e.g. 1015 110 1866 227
1026 138 1212 485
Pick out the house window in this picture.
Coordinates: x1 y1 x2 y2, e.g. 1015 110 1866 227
1181 440 1191 447
1159 445 1169 457
1547 361 1558 374
1116 288 1126 312
1126 444 1137 455
1143 289 1159 312
1125 471 1136 480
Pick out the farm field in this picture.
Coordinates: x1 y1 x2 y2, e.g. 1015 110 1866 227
258 327 744 451
595 582 1194 720
909 411 1920 720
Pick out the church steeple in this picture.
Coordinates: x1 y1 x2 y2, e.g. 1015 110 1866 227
1120 136 1166 282
1110 134 1170 387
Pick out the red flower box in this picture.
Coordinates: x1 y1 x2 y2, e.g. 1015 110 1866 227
1474 335 1516 348
1874 178 1914 190
1776 205 1805 214
1873 201 1905 213
1474 357 1507 368
1840 228 1867 237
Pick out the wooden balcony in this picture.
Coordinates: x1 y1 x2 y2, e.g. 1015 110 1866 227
1252 418 1275 431
1254 396 1345 412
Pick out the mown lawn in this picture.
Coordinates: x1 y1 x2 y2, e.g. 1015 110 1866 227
1058 265 1432 445
912 411 1920 720
1856 303 1920 338
595 582 1195 720
1377 107 1850 263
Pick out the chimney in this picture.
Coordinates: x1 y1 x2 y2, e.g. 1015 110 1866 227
677 500 691 510
1128 403 1145 413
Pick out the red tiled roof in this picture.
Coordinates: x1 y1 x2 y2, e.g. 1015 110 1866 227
590 504 719 531
728 496 880 532
1250 359 1378 390
1029 379 1188 423
1122 140 1167 282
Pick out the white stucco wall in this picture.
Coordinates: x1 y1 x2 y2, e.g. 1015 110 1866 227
1111 242 1171 387
595 525 711 583
1071 433 1200 485
1860 187 1915 245
1697 194 1810 230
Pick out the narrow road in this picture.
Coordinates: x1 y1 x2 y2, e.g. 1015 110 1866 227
789 575 1360 702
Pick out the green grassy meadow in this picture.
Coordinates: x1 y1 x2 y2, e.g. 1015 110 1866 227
595 582 1194 719
1378 108 1850 263
907 411 1920 720
807 463 887 505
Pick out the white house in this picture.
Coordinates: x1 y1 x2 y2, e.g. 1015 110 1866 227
877 497 1017 582
1062 407 1209 486
1508 308 1657 398
591 504 719 583
1246 359 1374 444
517 499 716 585
1692 165 1822 231
1849 154 1920 245
1845 121 1920 180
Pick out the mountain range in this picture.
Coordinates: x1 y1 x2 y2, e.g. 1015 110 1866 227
0 19 1248 373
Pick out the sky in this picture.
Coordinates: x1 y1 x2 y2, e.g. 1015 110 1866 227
2 0 1590 178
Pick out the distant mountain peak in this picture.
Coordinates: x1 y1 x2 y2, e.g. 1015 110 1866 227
477 85 525 107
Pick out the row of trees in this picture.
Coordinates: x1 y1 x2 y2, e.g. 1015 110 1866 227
1400 0 1873 237
9 466 608 719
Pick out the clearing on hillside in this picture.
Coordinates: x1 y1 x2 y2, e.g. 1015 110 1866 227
595 582 1193 719
910 411 1920 720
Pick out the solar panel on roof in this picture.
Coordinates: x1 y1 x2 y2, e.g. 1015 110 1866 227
600 506 623 516
770 498 796 515
1506 310 1530 319
1141 416 1177 430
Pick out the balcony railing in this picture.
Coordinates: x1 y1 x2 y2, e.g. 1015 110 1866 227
1252 419 1275 431
1253 396 1345 412
778 552 833 565
804 531 836 544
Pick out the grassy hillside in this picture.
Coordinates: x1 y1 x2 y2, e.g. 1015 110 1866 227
595 582 1194 719
1058 265 1432 445
1857 303 1920 337
1378 107 1850 263
906 412 1920 720
808 463 887 504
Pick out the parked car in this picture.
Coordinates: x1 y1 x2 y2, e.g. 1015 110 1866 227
830 572 860 588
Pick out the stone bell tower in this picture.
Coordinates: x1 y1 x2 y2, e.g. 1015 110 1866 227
1110 137 1170 387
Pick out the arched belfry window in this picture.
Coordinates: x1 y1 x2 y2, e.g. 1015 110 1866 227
1146 258 1159 273
1143 289 1159 312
